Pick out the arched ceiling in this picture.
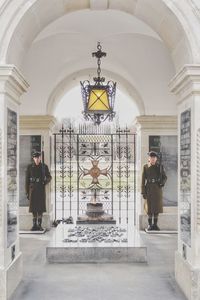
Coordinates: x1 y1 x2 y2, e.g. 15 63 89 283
19 9 177 116
1 0 199 117
1 0 199 70
34 9 161 43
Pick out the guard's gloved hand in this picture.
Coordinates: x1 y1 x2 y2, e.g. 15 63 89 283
43 176 47 185
142 194 147 199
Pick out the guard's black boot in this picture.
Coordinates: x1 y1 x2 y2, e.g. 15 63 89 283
65 216 73 224
147 217 153 231
38 218 44 231
31 218 38 231
153 218 160 231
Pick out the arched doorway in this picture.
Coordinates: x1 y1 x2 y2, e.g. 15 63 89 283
0 1 199 299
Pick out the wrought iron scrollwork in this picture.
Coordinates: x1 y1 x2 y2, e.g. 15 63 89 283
53 123 136 225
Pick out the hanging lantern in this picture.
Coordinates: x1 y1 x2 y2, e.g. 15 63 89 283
80 42 116 125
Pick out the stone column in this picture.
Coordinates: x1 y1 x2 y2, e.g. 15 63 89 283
134 115 177 230
169 65 200 300
19 115 57 230
0 65 29 299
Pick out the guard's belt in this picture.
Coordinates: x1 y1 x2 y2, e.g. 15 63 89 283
147 178 159 183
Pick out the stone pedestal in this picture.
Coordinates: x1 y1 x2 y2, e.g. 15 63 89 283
77 202 116 224
19 208 52 230
0 65 29 299
139 212 178 231
169 65 200 300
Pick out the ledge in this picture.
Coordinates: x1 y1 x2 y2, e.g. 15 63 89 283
0 65 29 104
169 64 200 100
19 115 57 130
134 115 177 130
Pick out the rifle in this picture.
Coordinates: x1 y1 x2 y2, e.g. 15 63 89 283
41 139 45 184
158 152 164 186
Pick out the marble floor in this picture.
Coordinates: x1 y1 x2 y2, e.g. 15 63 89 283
10 229 186 300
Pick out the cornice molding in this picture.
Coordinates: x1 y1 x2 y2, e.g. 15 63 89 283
0 65 29 104
19 115 57 131
134 115 177 130
169 64 200 101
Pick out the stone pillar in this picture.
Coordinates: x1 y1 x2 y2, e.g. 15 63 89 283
134 115 178 230
19 115 57 230
0 65 29 299
169 65 200 300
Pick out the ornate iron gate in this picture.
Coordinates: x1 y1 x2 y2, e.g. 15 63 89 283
53 124 136 225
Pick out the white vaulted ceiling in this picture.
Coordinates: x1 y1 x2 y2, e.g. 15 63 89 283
1 0 198 120
19 9 176 117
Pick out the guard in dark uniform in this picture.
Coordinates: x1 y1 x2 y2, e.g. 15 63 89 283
141 151 167 231
25 151 52 231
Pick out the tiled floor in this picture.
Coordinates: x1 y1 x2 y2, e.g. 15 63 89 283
10 229 187 300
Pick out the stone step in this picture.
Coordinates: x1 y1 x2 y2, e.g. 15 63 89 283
144 229 177 234
46 224 147 263
139 213 178 231
19 229 46 234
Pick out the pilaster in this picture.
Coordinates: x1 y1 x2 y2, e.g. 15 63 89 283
169 64 200 300
0 65 29 299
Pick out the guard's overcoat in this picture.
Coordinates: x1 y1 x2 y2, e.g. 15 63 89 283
141 163 167 215
25 163 52 213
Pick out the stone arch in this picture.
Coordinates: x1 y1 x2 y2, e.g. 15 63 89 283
47 68 145 116
0 0 199 71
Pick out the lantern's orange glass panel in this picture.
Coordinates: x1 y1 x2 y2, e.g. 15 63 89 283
88 89 110 111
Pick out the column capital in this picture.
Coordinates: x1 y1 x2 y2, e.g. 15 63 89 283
134 115 177 130
19 115 57 131
169 64 200 101
0 64 29 104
